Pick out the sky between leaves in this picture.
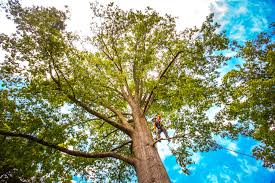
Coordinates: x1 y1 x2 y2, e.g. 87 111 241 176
0 0 274 182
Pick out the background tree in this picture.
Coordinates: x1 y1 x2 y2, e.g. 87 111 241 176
217 23 275 169
0 1 231 182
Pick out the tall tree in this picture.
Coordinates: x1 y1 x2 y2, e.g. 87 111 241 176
0 1 229 182
217 24 275 169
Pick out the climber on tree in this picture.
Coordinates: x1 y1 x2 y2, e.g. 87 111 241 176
152 114 170 142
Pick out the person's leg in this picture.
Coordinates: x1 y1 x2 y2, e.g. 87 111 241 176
157 129 161 140
161 126 170 142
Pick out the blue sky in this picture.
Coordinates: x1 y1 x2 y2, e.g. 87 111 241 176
0 0 274 182
164 136 275 183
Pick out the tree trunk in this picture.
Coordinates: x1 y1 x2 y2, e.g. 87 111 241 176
131 106 170 183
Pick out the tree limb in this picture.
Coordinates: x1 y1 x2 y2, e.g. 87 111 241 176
101 103 132 128
66 95 134 136
111 140 132 152
50 55 76 98
152 133 186 146
143 51 184 113
103 129 119 139
0 130 135 165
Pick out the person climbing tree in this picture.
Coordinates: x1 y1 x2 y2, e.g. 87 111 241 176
152 114 170 142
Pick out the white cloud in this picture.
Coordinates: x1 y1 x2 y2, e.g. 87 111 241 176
109 0 216 30
173 164 181 170
229 24 245 40
236 6 247 14
250 16 268 33
236 173 242 181
157 140 172 160
238 158 258 174
220 173 231 183
188 165 197 171
206 105 222 121
171 178 178 183
210 0 228 29
192 152 202 163
223 50 237 58
227 142 238 156
0 11 16 35
207 174 218 183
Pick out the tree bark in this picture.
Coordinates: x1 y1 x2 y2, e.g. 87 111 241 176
131 104 170 183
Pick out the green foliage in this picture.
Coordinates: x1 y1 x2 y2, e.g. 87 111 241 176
218 24 275 168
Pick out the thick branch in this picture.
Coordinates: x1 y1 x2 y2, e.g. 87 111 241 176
101 103 132 128
67 95 134 136
0 130 135 165
143 51 184 113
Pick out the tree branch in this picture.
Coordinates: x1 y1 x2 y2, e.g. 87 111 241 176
66 95 134 136
143 51 184 113
103 129 119 139
101 103 132 128
152 133 186 146
98 34 114 61
0 130 135 165
50 55 76 98
111 140 132 152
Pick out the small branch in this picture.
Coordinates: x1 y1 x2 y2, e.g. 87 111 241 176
133 61 140 102
98 34 114 61
48 61 61 89
110 33 122 72
111 140 132 152
103 129 119 139
51 58 76 98
143 51 184 113
152 134 185 146
0 130 135 165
